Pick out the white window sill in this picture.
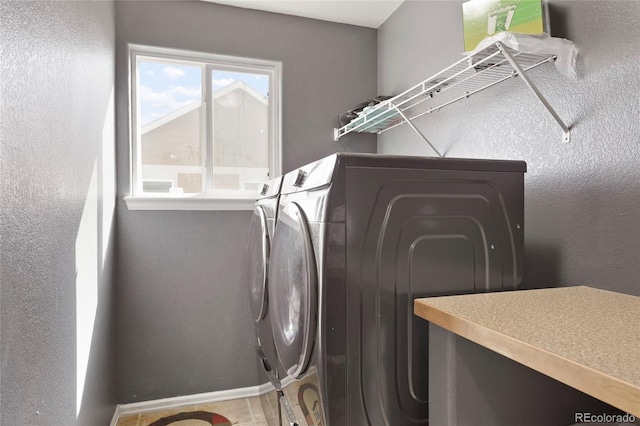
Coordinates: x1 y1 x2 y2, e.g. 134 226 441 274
124 195 256 211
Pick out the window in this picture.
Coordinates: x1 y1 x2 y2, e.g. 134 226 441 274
125 45 282 210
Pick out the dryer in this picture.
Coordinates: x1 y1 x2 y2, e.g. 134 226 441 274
246 176 284 426
268 153 526 425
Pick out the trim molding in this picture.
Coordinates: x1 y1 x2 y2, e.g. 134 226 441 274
110 406 120 426
113 382 274 419
111 379 298 422
123 195 256 211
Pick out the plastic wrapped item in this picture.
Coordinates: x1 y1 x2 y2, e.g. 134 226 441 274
338 95 393 127
467 31 579 80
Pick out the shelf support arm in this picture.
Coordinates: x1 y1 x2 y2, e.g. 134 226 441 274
496 42 571 143
394 107 443 157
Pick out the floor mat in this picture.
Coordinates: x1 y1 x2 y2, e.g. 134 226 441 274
147 411 232 426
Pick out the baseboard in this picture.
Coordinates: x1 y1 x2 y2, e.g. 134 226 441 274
114 382 275 418
110 378 299 423
280 374 295 389
110 405 120 426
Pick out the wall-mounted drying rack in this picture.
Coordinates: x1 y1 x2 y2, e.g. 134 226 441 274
333 40 573 157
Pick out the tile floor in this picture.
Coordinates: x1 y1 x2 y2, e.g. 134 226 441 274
116 396 268 426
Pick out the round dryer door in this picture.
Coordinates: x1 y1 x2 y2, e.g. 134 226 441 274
247 206 270 322
269 202 317 379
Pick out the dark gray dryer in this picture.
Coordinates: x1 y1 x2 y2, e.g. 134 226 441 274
246 176 284 426
268 153 526 425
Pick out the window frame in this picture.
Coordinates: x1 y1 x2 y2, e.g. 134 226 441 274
125 44 282 211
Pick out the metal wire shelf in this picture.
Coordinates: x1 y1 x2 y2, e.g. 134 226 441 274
333 41 571 156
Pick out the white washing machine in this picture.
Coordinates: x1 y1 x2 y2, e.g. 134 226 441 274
268 153 526 425
246 176 284 426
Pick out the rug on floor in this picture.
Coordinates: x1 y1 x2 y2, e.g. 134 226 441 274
147 411 232 426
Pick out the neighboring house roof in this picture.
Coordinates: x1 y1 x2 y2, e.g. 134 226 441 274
141 80 268 134
142 100 201 134
214 80 268 106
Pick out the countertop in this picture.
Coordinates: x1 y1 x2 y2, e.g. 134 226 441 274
414 286 640 417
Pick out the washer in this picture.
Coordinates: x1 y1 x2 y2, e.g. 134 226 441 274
246 176 284 426
268 153 526 425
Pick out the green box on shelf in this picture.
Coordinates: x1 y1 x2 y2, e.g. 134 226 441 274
463 0 549 51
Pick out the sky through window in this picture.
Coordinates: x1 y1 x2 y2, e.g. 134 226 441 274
138 61 269 125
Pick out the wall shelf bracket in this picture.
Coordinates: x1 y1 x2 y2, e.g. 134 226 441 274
393 106 442 157
495 42 571 144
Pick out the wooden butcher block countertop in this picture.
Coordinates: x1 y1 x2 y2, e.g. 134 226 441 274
414 286 640 417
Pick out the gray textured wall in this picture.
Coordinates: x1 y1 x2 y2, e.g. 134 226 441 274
379 0 640 422
115 1 377 403
1 1 117 425
378 0 640 296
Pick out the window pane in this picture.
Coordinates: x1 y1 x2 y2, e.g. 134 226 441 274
211 70 269 191
138 61 204 194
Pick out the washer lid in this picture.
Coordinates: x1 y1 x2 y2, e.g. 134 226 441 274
269 202 317 379
247 206 270 322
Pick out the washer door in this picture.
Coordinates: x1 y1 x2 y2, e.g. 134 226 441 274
269 202 317 379
247 206 270 322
